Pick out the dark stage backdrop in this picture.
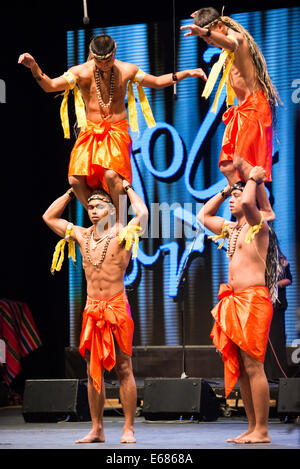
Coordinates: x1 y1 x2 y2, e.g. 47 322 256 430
67 8 300 348
0 2 299 381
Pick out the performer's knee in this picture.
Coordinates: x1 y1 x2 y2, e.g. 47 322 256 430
68 175 85 188
220 161 234 177
115 355 132 381
104 169 121 186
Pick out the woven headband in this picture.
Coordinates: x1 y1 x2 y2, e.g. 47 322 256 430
89 41 117 61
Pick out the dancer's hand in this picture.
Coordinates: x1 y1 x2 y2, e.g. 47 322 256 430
18 53 36 69
249 166 266 184
188 68 207 81
181 24 210 38
122 179 131 189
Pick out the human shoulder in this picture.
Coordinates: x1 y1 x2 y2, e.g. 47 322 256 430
68 61 93 80
73 225 90 243
116 60 139 81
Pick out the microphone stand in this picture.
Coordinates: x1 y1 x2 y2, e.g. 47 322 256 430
174 231 200 379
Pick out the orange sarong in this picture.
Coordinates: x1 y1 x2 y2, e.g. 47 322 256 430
79 290 134 394
68 118 132 195
210 284 273 398
219 90 273 182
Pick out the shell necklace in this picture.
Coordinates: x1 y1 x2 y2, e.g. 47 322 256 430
227 223 246 258
94 66 115 111
90 231 109 251
85 230 114 267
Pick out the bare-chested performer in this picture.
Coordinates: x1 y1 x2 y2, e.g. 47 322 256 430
42 179 148 444
182 8 280 221
198 166 274 444
18 34 207 220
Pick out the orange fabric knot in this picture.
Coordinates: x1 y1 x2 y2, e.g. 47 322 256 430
219 90 273 182
210 284 273 398
79 290 134 394
68 118 132 195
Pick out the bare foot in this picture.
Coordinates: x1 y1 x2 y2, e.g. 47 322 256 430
238 430 271 444
227 429 254 443
75 429 105 444
120 428 136 444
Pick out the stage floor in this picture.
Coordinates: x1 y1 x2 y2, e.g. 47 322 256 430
0 406 299 451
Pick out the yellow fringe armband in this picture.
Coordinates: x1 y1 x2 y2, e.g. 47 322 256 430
51 223 76 275
245 212 264 244
201 49 236 113
60 71 87 139
208 221 230 249
117 224 143 258
127 70 156 133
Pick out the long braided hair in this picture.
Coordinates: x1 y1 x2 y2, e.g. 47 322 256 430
194 8 281 122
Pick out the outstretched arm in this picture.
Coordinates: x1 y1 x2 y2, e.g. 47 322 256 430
42 188 79 239
197 183 231 235
18 52 77 92
180 24 243 51
123 180 148 233
139 68 207 89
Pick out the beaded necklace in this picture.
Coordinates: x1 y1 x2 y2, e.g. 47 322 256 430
94 66 115 112
227 223 246 258
85 230 114 267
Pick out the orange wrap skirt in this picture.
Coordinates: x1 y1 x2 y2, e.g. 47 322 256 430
219 90 273 182
79 290 134 394
210 284 273 397
68 119 132 195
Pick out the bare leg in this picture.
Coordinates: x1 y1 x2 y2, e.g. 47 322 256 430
235 350 271 444
75 351 106 443
104 169 127 225
233 154 275 221
227 351 256 442
69 175 92 210
115 349 137 443
220 161 240 186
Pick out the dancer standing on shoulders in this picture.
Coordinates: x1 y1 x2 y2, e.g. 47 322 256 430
18 34 207 221
182 7 280 221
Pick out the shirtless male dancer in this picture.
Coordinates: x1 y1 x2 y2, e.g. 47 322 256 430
198 166 273 444
18 34 207 220
42 180 148 444
182 8 280 221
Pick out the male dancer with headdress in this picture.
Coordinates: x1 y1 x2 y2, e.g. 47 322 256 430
18 34 207 220
42 179 148 444
198 166 274 444
182 7 280 221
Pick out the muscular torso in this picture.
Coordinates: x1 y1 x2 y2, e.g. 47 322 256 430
226 29 261 104
228 222 269 292
75 226 131 300
70 59 138 123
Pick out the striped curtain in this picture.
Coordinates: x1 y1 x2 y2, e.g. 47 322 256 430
0 299 42 385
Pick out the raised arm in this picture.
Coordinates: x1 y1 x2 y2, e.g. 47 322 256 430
123 180 148 233
241 166 266 226
42 188 79 239
18 52 77 93
197 183 231 235
180 24 243 51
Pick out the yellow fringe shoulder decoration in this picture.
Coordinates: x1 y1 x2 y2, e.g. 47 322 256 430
208 221 230 249
117 224 143 258
51 223 76 275
59 71 87 139
245 212 264 244
127 69 156 133
201 49 236 113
